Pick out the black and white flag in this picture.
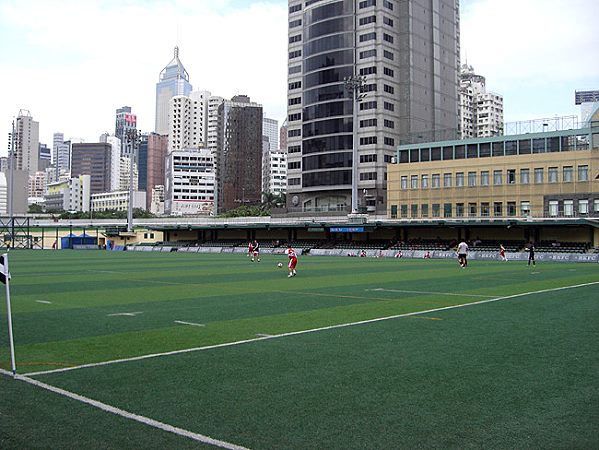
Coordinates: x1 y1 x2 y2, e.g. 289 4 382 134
0 253 11 284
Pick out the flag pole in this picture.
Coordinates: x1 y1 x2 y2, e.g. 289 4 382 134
3 253 16 376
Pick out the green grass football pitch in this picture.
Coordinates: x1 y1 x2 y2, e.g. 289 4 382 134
1 250 598 449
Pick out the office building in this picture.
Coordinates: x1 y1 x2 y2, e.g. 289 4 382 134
91 190 146 212
53 133 72 178
216 96 263 213
387 111 599 220
45 175 91 212
146 133 169 211
71 143 112 194
13 109 40 175
155 46 193 135
165 148 216 216
168 90 210 152
263 117 279 152
115 106 137 157
286 0 460 214
459 64 503 138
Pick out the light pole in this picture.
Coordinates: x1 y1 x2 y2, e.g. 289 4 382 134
344 74 367 214
125 129 139 233
8 119 16 245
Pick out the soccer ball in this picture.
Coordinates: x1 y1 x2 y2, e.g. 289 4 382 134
277 262 283 268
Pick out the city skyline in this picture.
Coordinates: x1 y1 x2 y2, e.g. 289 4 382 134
0 0 597 154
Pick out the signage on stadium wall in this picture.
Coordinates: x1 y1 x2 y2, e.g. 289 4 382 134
330 227 365 233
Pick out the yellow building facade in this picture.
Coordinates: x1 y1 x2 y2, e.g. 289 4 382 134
387 117 599 221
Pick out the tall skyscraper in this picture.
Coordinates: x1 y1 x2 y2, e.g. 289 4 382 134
155 46 193 135
286 0 460 215
146 133 169 211
70 143 112 194
168 90 210 152
216 96 263 213
115 106 137 157
53 133 71 177
263 117 279 152
99 133 122 192
459 64 503 138
14 109 39 175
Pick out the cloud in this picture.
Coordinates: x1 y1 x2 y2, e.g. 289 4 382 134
0 0 288 149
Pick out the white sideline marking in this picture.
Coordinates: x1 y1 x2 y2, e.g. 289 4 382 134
36 300 52 304
368 288 495 298
108 312 143 317
0 368 248 450
256 334 273 337
174 320 205 327
24 280 599 378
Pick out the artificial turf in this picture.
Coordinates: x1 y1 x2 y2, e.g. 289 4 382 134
1 250 598 449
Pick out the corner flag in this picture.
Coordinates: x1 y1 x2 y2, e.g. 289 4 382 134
1 252 16 375
0 254 11 284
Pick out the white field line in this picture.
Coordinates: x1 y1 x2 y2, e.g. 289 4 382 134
23 280 599 378
108 312 143 317
367 288 496 298
174 320 205 327
36 300 52 304
0 368 248 450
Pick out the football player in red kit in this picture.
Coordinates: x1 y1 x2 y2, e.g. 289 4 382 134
286 244 298 277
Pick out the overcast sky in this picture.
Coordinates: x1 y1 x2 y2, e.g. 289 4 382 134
0 0 597 153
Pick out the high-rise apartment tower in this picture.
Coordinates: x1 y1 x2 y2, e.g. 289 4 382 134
286 0 460 214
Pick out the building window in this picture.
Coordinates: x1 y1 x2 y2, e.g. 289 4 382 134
359 32 376 42
432 203 440 217
443 203 452 217
520 168 530 184
383 0 394 9
493 170 502 185
432 173 440 188
384 137 395 146
521 201 530 216
411 204 418 218
421 204 429 217
507 202 516 216
421 174 429 189
289 34 301 43
507 169 516 184
383 101 394 111
494 202 503 216
548 200 559 217
594 199 599 213
383 50 394 60
383 33 394 44
468 203 477 217
390 204 397 218
360 136 377 145
360 66 377 75
289 50 301 59
359 0 376 8
548 167 558 183
400 204 408 218
360 49 377 59
359 172 377 181
411 175 418 189
383 67 394 77
360 101 377 110
383 16 394 26
564 200 574 216
578 165 589 181
383 119 395 128
468 171 476 187
443 173 452 187
289 81 301 90
579 199 589 215
383 84 395 94
563 166 573 182
480 171 489 186
534 168 544 184
288 129 301 137
360 118 377 127
456 172 464 187
481 202 490 217
359 15 376 25
288 97 301 105
400 176 407 190
456 203 464 217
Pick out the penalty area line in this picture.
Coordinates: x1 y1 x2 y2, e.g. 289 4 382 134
0 368 248 450
23 280 599 378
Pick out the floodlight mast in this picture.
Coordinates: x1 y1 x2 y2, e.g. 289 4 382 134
125 129 140 233
344 74 367 214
